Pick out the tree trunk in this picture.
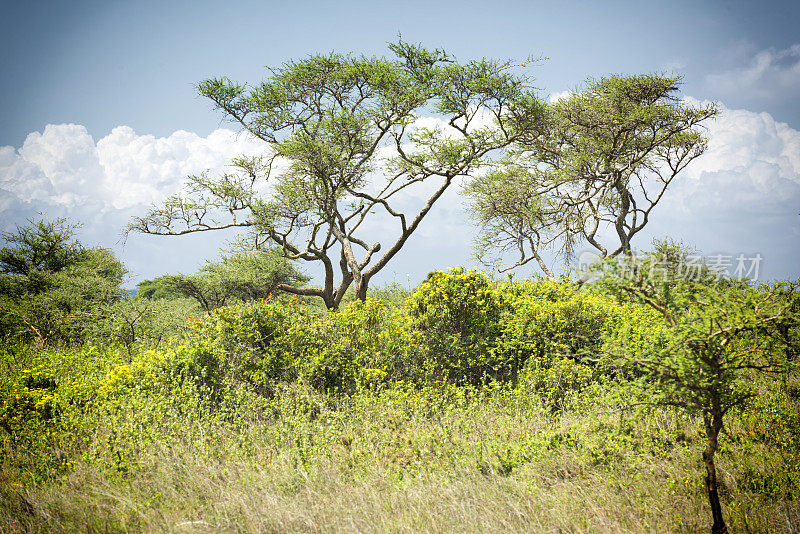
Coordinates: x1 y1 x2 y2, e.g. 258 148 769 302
355 275 369 302
703 411 728 534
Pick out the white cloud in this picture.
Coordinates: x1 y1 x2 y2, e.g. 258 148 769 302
0 122 489 285
666 98 800 213
97 126 266 210
0 124 266 215
705 44 800 101
0 125 271 283
548 90 572 103
635 99 800 281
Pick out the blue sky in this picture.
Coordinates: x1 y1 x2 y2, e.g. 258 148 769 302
1 0 798 288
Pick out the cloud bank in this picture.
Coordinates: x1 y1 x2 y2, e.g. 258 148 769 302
0 100 798 284
0 124 265 215
667 98 800 211
632 99 800 281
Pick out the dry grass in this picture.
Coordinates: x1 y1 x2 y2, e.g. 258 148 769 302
2 383 798 533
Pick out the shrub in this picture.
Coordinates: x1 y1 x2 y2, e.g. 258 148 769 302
407 268 507 385
173 296 312 397
489 278 630 385
300 298 425 391
0 219 126 346
87 296 201 355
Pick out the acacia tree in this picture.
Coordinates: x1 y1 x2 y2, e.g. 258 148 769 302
128 41 544 309
0 218 84 278
464 74 718 277
143 250 308 313
598 243 799 534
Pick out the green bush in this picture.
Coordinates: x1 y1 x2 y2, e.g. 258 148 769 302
497 278 615 356
485 278 634 391
0 344 135 481
734 375 800 502
172 296 311 397
0 365 59 442
407 268 507 385
168 296 429 394
87 296 201 355
301 298 425 391
0 219 126 346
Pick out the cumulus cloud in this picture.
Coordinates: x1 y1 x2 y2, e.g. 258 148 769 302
705 44 800 101
0 124 266 218
409 107 498 140
664 98 800 213
1 107 798 284
0 125 100 206
96 127 266 210
636 99 800 280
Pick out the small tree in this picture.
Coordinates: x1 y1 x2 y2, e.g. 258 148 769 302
0 218 85 277
465 75 718 277
143 250 308 313
0 218 126 345
92 297 200 355
136 277 184 300
598 242 798 534
128 40 544 309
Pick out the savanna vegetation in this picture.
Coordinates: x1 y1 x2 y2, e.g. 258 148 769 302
2 42 798 533
1 219 798 533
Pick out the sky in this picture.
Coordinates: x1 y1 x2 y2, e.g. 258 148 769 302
0 0 798 289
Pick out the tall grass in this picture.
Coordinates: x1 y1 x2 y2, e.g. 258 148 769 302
2 375 798 533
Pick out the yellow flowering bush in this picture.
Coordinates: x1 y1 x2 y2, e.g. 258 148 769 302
406 268 508 385
0 366 58 440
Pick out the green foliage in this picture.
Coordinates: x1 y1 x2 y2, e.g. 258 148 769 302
173 297 311 397
171 296 423 394
139 249 308 312
496 278 622 361
597 244 799 418
465 75 718 275
733 375 800 503
88 296 200 355
593 241 799 533
491 277 646 406
0 218 84 276
366 281 412 310
517 355 595 413
407 268 506 385
0 344 128 480
402 270 654 392
0 365 59 443
135 276 184 300
302 298 424 391
0 220 126 345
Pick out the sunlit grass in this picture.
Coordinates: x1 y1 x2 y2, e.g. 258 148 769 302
2 376 797 533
